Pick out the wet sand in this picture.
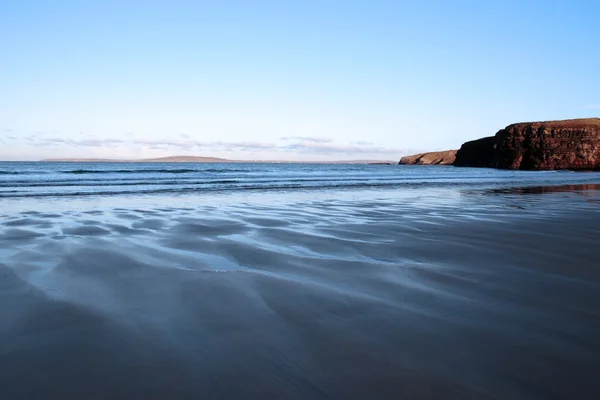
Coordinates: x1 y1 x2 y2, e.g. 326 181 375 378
1 187 599 399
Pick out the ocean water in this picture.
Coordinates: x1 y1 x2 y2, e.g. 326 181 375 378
1 162 600 399
1 162 600 200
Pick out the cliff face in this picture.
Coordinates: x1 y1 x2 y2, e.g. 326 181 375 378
453 137 495 168
454 118 600 170
399 150 457 165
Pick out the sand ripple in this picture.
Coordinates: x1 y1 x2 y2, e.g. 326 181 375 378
1 187 599 398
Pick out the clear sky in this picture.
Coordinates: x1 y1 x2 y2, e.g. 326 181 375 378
1 0 599 161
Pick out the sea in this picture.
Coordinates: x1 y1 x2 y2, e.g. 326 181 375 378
1 162 600 399
1 161 600 201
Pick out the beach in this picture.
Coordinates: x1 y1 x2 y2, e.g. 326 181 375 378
3 0 599 396
1 164 600 398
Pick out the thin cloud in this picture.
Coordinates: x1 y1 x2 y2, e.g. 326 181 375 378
77 139 125 146
27 135 406 157
281 140 405 156
33 136 277 152
353 140 375 146
37 137 68 145
209 141 277 151
36 137 125 147
131 139 276 151
584 104 600 110
280 136 333 143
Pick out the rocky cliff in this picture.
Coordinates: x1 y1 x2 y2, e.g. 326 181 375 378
453 137 496 168
454 118 600 170
399 150 457 165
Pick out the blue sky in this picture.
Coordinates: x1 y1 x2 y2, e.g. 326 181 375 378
1 0 599 161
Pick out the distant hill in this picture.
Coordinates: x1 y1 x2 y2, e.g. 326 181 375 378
398 150 457 165
40 156 395 164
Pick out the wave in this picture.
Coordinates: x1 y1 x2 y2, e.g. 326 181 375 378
58 168 260 174
203 168 256 173
3 175 598 195
62 168 203 174
0 174 504 188
0 180 520 198
0 179 242 188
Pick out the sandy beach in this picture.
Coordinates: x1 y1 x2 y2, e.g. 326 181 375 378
1 181 599 399
3 0 599 397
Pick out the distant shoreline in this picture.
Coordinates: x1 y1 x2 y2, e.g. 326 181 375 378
37 156 396 164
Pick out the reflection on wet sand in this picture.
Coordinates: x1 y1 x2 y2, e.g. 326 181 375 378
488 183 600 195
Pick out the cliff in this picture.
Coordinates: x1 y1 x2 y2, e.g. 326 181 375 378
453 137 496 168
454 118 600 170
399 150 457 165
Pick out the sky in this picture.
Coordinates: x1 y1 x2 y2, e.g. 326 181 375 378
1 0 599 161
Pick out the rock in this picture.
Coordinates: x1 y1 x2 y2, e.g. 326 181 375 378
454 118 600 170
453 137 496 168
399 150 457 165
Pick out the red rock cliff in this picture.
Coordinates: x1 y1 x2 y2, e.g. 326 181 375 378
454 118 600 170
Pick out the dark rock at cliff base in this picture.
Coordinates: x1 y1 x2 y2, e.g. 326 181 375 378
454 118 600 170
453 137 496 168
399 150 457 165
